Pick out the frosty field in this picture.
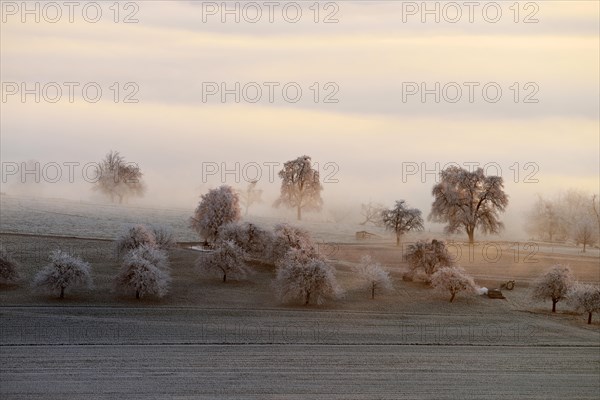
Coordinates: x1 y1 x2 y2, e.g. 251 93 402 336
1 223 599 399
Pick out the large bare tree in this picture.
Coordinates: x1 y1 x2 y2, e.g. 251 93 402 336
93 150 145 204
274 155 323 220
429 167 508 244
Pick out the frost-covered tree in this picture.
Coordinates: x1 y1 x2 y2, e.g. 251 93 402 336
405 239 454 279
93 150 145 204
150 225 176 250
274 155 323 220
353 255 393 299
270 223 320 263
115 224 157 258
115 251 170 299
573 220 598 253
431 266 477 303
32 250 93 299
190 185 241 245
360 202 385 227
429 167 509 244
274 249 341 305
568 283 600 324
382 200 424 246
524 190 599 244
532 264 574 312
237 180 263 216
217 222 273 260
0 248 21 285
128 244 169 270
197 240 251 282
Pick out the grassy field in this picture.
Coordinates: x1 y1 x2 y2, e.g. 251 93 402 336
1 230 599 399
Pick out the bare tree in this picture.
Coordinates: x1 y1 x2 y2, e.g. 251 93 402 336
431 266 477 303
405 239 454 279
568 283 600 324
217 222 273 260
93 150 145 204
0 248 21 285
353 255 393 299
274 155 323 220
270 223 320 263
531 264 574 312
359 202 385 227
197 240 251 283
382 200 424 246
429 167 508 244
525 190 599 244
190 185 241 245
115 250 170 299
573 220 598 253
150 225 177 250
524 194 565 242
274 249 341 305
115 224 157 258
32 250 93 299
237 180 263 216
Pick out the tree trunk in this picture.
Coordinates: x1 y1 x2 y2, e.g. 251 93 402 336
223 273 227 283
449 292 456 303
60 287 64 299
305 291 310 305
582 242 586 253
467 227 475 244
552 299 557 312
588 312 592 324
297 206 302 221
396 234 401 247
136 290 140 300
371 283 375 299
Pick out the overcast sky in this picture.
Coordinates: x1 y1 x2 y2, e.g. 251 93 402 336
1 1 598 237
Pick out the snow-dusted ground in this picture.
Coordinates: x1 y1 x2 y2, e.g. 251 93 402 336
0 230 598 399
1 306 599 399
0 194 391 244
